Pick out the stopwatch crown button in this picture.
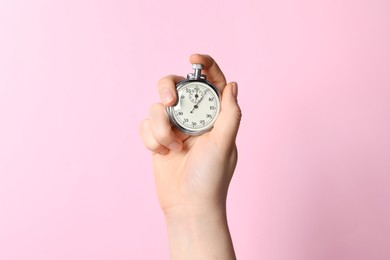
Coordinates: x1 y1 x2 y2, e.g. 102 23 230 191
192 64 204 70
191 63 205 80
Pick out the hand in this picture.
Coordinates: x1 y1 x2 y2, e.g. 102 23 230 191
140 54 241 214
140 54 241 260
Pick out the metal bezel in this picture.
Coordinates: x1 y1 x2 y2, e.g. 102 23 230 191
166 79 221 136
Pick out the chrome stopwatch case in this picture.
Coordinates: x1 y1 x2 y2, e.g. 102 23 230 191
166 64 221 135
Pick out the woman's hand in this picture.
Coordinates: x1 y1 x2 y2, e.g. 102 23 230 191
140 54 241 260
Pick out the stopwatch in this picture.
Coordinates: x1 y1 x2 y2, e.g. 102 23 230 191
166 64 221 135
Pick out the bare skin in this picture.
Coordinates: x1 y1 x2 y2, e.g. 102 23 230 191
140 54 241 260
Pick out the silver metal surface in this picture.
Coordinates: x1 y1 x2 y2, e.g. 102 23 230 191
193 64 203 79
187 63 207 80
166 63 221 136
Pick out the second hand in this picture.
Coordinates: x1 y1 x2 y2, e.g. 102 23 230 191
190 90 207 114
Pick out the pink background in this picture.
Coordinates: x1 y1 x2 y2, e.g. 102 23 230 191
1 0 389 259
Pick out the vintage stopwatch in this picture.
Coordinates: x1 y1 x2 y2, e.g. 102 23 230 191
166 64 221 135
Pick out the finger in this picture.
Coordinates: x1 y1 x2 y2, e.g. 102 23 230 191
149 103 183 152
210 82 242 149
139 119 169 155
157 75 185 106
190 54 227 92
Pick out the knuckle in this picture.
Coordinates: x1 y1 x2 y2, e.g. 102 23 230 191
153 126 173 146
139 119 161 152
225 104 242 123
145 142 160 152
235 105 242 122
140 132 156 152
226 100 242 116
143 138 157 151
148 102 163 117
157 75 175 89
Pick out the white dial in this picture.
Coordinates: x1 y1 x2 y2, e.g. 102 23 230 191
172 82 219 132
167 63 221 135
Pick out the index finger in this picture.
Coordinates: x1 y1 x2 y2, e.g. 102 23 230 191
190 54 227 92
157 75 185 106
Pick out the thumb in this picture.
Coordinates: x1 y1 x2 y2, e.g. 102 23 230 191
211 82 242 147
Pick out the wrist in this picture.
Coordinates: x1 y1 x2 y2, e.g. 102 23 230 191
163 201 227 221
164 205 228 241
164 203 236 260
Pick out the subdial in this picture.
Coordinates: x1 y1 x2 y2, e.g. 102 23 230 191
189 87 204 103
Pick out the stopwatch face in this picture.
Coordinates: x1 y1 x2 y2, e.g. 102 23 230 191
168 81 221 135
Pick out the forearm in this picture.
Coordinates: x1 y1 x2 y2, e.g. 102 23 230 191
165 205 236 260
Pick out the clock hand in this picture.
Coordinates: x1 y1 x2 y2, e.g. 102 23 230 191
190 90 207 113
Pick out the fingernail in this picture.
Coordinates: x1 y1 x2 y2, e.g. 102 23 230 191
231 82 238 98
167 141 182 152
162 89 174 104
